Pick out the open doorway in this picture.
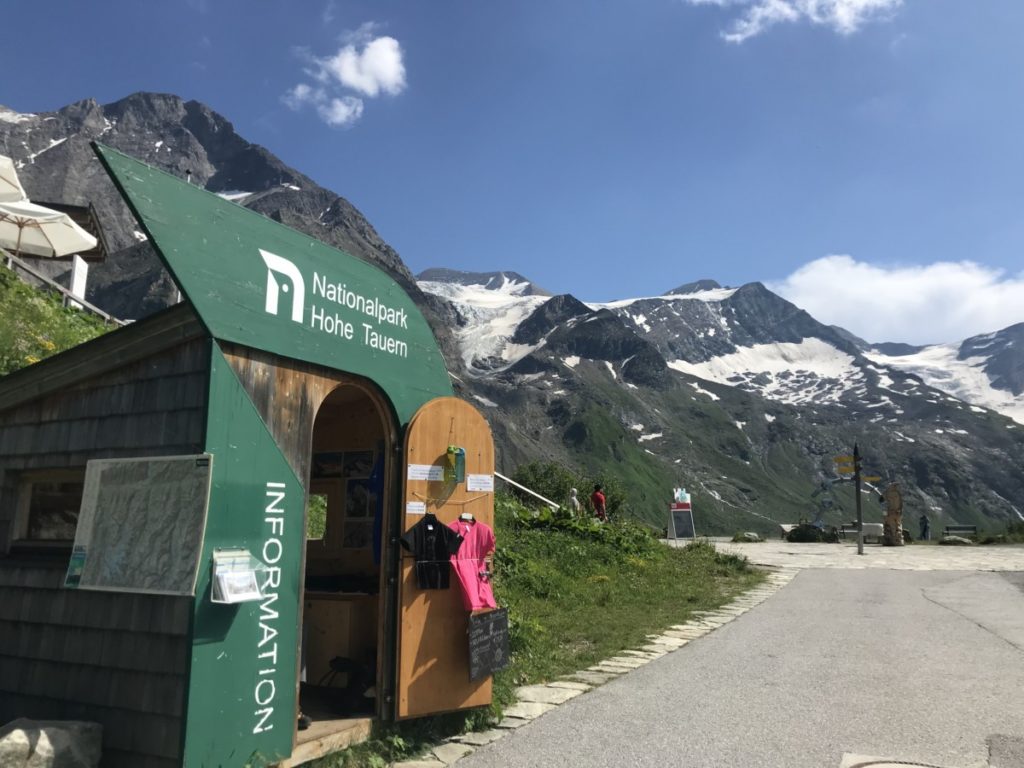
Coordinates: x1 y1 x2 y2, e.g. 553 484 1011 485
297 382 392 750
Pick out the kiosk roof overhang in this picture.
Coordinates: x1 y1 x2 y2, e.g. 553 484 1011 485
92 143 452 424
0 303 204 414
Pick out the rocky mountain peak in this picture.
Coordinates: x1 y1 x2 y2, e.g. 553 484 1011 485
665 279 722 295
0 91 428 329
512 294 591 345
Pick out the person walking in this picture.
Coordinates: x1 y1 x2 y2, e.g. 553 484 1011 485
919 513 930 541
590 484 607 522
569 488 581 518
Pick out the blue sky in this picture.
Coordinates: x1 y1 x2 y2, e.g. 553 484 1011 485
3 0 1024 343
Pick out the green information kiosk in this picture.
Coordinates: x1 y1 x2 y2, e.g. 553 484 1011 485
0 145 498 767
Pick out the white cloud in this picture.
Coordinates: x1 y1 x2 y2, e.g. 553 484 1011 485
316 96 365 128
685 0 904 43
314 36 406 97
283 22 405 128
282 83 323 110
769 255 1024 345
322 0 337 25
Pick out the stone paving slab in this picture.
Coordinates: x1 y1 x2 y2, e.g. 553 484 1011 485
669 625 709 635
502 701 557 720
641 643 678 654
605 656 650 668
495 717 531 730
546 680 592 691
514 685 582 705
454 730 506 747
567 670 618 685
432 742 475 765
647 635 687 647
393 760 445 768
619 649 665 659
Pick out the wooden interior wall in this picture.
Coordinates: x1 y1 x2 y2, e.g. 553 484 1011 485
398 397 495 719
307 400 385 575
220 343 384 485
0 335 211 767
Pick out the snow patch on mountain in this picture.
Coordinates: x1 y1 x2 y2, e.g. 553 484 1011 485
0 107 36 124
668 338 862 406
216 190 253 202
592 287 737 311
866 345 1024 425
418 279 548 372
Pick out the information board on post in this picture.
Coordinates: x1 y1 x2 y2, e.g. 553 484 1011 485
667 488 696 540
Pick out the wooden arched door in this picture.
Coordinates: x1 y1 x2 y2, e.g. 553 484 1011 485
395 397 495 719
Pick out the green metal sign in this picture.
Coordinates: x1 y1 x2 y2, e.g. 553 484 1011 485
181 346 303 765
93 143 452 424
185 345 306 767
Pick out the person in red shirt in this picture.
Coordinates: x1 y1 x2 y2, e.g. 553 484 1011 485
590 484 607 522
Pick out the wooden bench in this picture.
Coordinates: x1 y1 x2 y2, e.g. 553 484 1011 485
943 524 977 538
840 523 884 542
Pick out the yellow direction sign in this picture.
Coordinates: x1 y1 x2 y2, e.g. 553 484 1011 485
835 465 855 475
833 455 855 463
862 475 882 483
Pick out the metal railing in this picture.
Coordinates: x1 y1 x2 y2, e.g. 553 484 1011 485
494 471 560 511
2 249 127 327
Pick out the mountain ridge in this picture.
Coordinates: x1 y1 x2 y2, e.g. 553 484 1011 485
4 92 1022 533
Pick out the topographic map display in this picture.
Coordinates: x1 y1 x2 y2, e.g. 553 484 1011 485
68 455 212 595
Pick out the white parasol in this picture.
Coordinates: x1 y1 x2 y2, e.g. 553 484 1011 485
0 199 98 257
0 155 27 203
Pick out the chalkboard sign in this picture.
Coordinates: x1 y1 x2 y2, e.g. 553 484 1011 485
468 607 510 682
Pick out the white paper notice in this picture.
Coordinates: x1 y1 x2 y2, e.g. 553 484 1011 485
407 464 444 481
466 474 494 492
406 501 427 515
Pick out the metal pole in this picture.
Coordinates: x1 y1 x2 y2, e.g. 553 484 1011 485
854 442 864 555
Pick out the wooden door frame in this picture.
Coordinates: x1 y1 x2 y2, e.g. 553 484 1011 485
294 377 399 747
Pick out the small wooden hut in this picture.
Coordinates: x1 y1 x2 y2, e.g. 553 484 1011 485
0 145 498 767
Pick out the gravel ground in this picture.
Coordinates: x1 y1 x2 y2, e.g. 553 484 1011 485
458 569 1024 768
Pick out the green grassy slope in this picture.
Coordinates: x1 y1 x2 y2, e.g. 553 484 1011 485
0 263 111 375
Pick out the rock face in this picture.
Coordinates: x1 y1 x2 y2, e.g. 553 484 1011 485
420 270 1024 532
959 323 1024 396
0 92 456 359
0 719 102 768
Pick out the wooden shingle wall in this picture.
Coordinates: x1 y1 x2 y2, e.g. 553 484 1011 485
0 563 192 768
0 333 210 767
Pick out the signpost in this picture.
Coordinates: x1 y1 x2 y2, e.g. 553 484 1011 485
853 443 863 555
834 448 867 555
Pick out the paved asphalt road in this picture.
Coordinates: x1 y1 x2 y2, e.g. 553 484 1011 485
459 569 1024 768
